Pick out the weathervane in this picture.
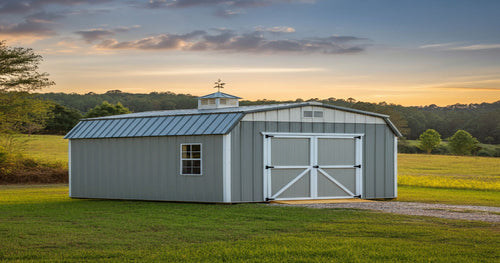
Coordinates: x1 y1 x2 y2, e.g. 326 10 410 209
213 79 225 92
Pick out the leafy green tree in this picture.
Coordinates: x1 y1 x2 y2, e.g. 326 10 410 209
417 129 441 154
0 92 52 135
0 41 54 92
448 130 479 156
1 41 54 136
44 104 82 134
84 101 131 118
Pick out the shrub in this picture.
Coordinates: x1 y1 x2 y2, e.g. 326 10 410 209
417 129 441 154
0 153 68 184
448 130 479 156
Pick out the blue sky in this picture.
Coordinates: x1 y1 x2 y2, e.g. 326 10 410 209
1 0 499 105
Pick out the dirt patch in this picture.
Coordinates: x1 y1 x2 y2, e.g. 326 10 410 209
270 201 500 223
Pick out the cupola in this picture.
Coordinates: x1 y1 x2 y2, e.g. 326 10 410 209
198 79 241 109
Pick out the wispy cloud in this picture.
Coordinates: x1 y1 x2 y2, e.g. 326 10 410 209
420 42 500 51
75 25 140 43
419 42 457 49
94 29 369 54
450 44 500 51
421 76 500 91
0 0 112 14
0 18 56 40
132 67 325 76
141 0 315 17
255 26 296 33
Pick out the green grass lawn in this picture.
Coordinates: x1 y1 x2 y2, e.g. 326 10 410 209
14 134 68 164
0 184 498 262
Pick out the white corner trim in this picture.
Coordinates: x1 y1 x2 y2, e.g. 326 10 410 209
222 133 232 203
68 140 72 197
394 136 398 198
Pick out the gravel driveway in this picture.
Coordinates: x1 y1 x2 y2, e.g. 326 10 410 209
271 201 500 223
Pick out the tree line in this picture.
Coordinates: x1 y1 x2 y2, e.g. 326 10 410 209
35 91 500 144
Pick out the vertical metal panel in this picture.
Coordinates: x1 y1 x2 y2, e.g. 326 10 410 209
69 135 224 202
252 121 265 200
385 128 395 197
364 124 376 198
230 123 242 202
312 123 323 133
277 122 289 132
240 121 255 201
375 125 386 197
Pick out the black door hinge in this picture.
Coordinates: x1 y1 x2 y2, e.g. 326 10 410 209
265 165 274 169
354 136 362 139
265 197 275 201
313 165 319 168
265 134 274 138
354 164 361 168
354 195 361 198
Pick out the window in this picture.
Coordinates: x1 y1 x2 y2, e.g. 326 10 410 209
303 110 323 118
181 144 202 175
313 111 324 117
220 99 227 104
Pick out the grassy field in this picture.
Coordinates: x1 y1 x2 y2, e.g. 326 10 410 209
13 134 68 164
11 135 500 206
0 184 498 262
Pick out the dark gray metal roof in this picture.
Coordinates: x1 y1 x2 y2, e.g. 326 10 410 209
198 92 241 99
65 101 402 139
64 113 243 139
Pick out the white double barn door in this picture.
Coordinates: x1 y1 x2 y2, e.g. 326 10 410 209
263 133 363 201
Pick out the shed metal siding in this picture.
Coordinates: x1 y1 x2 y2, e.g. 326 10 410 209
230 121 396 202
70 135 224 202
65 113 243 139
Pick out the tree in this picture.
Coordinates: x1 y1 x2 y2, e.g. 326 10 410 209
417 129 441 154
84 101 131 118
0 41 55 92
448 130 479 156
44 104 82 134
1 41 54 135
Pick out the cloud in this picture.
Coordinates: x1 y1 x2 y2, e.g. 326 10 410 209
131 67 325 76
0 18 56 39
419 42 500 51
75 25 140 43
419 43 456 49
450 44 500 51
142 0 315 17
255 26 295 33
94 29 369 54
0 0 112 14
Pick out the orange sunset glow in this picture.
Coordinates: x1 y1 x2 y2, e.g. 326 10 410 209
2 0 499 106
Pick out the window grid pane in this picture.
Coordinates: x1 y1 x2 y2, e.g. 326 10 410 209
181 144 202 175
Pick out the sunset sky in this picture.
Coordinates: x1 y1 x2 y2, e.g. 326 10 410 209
1 0 500 106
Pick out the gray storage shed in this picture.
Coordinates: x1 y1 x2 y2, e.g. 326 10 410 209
65 91 402 203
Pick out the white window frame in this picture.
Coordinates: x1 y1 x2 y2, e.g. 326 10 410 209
180 143 202 176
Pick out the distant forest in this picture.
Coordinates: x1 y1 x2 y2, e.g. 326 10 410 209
36 90 500 144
